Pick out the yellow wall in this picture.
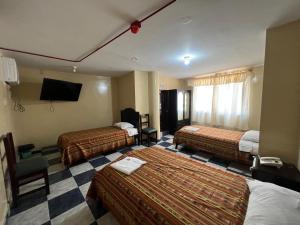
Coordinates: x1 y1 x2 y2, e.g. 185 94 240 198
260 20 300 166
112 71 190 138
148 72 161 138
111 72 135 123
159 74 188 90
0 82 16 225
111 77 120 123
112 71 150 122
248 66 264 130
11 67 113 148
134 71 149 115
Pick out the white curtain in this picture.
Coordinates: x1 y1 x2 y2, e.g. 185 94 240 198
177 91 184 120
192 76 250 130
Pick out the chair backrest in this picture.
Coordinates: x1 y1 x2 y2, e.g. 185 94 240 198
140 114 150 129
3 132 17 180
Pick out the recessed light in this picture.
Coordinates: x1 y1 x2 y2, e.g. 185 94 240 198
181 16 192 25
183 56 191 65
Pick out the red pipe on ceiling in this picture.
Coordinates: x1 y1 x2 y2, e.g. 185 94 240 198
0 0 176 63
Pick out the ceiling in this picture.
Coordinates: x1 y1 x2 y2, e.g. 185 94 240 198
0 0 300 78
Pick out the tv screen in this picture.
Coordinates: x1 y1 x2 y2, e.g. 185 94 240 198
40 78 82 101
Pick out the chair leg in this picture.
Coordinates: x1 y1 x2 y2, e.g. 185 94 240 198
155 132 158 143
147 134 150 147
175 143 178 149
11 182 18 208
44 170 50 195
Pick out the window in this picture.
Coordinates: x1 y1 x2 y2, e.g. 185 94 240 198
177 91 184 120
215 82 243 116
193 85 213 114
192 81 249 130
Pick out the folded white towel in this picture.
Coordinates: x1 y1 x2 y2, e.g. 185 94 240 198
110 157 146 175
183 126 199 132
239 140 259 155
125 127 138 137
241 130 260 143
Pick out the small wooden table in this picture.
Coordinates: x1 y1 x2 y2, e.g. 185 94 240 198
251 156 300 192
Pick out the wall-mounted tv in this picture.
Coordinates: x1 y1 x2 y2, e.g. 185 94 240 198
40 78 82 101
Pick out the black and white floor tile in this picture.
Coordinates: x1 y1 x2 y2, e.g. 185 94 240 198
7 135 251 225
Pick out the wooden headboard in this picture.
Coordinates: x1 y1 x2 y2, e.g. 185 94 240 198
121 108 140 131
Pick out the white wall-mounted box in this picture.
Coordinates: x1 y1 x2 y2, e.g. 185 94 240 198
0 57 19 85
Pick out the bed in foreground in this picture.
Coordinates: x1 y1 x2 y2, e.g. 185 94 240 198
174 125 259 165
87 147 249 225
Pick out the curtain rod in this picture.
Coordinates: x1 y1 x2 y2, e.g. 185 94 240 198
192 69 249 80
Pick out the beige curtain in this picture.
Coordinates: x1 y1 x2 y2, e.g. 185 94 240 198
190 71 250 130
188 70 248 86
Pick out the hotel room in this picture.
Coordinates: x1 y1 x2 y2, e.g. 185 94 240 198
0 0 300 225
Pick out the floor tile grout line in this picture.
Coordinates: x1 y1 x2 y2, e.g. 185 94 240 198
8 135 251 225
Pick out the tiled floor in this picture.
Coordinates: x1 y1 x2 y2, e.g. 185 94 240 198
6 135 251 225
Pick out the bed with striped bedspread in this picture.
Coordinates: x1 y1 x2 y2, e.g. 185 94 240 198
87 147 249 225
174 125 251 164
58 126 134 166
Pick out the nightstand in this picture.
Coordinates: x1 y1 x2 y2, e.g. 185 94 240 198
251 156 300 192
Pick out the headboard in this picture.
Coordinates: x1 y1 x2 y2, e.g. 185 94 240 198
121 108 140 130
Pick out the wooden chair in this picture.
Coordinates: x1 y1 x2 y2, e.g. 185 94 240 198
140 114 158 147
3 132 49 207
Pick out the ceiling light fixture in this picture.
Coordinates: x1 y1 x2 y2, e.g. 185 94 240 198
183 56 191 65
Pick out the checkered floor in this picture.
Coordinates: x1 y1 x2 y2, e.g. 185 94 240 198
6 135 252 225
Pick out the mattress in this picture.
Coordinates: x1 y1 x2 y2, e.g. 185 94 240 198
174 125 251 164
58 126 134 166
87 147 249 225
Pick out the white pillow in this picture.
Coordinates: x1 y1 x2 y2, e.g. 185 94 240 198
241 130 260 143
244 180 300 225
114 122 134 129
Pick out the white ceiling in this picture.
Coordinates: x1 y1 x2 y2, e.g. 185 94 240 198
0 0 300 78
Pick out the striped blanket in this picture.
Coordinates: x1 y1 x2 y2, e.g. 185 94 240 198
87 147 249 225
58 126 134 166
174 125 251 164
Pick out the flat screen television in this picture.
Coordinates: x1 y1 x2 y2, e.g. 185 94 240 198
40 78 82 101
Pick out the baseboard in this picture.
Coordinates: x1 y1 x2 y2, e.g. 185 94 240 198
0 201 9 225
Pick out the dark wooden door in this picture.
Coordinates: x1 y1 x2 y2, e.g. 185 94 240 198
160 90 170 132
168 89 178 134
160 89 191 134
